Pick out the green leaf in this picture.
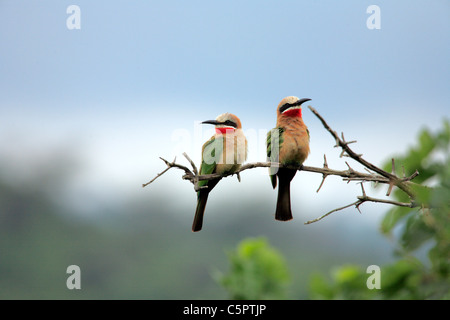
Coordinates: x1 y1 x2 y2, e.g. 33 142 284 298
401 213 434 251
417 129 435 160
380 207 411 235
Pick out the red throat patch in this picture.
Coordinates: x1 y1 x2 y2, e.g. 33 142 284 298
215 127 236 135
282 108 302 118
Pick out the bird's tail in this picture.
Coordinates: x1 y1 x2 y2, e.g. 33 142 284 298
192 190 209 232
275 168 297 221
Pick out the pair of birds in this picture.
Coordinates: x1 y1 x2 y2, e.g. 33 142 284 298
193 96 311 232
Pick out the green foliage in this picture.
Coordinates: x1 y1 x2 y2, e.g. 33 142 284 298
310 265 376 300
310 259 427 300
215 237 290 300
309 120 450 299
381 120 450 279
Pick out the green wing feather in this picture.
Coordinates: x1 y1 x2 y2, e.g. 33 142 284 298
267 127 284 189
198 135 224 193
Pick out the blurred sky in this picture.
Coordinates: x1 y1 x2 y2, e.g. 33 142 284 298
0 1 449 221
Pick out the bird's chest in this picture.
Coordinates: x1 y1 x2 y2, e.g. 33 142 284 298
216 134 246 174
280 128 310 164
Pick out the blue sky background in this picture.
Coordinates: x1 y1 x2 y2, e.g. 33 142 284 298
0 0 449 300
0 0 449 220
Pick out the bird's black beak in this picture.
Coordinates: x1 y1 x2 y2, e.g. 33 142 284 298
294 98 311 106
201 120 223 125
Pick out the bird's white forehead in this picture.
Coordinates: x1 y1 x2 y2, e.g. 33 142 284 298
282 96 300 104
216 113 233 122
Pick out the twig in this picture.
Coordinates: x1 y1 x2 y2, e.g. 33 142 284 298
316 154 329 192
142 156 194 188
304 201 360 225
182 152 198 175
304 182 417 224
142 165 172 188
357 195 416 208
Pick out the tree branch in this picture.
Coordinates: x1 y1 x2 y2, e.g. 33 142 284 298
143 106 421 224
142 158 392 191
307 106 418 199
304 182 417 225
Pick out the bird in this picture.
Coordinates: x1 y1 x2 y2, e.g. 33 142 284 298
267 96 311 221
192 113 248 232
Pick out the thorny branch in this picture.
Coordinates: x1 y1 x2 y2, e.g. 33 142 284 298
143 106 421 224
307 107 419 198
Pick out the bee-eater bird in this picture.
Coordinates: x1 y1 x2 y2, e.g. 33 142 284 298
192 113 248 232
267 96 311 221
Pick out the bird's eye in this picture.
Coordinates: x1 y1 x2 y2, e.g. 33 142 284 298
279 103 292 113
225 120 237 127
